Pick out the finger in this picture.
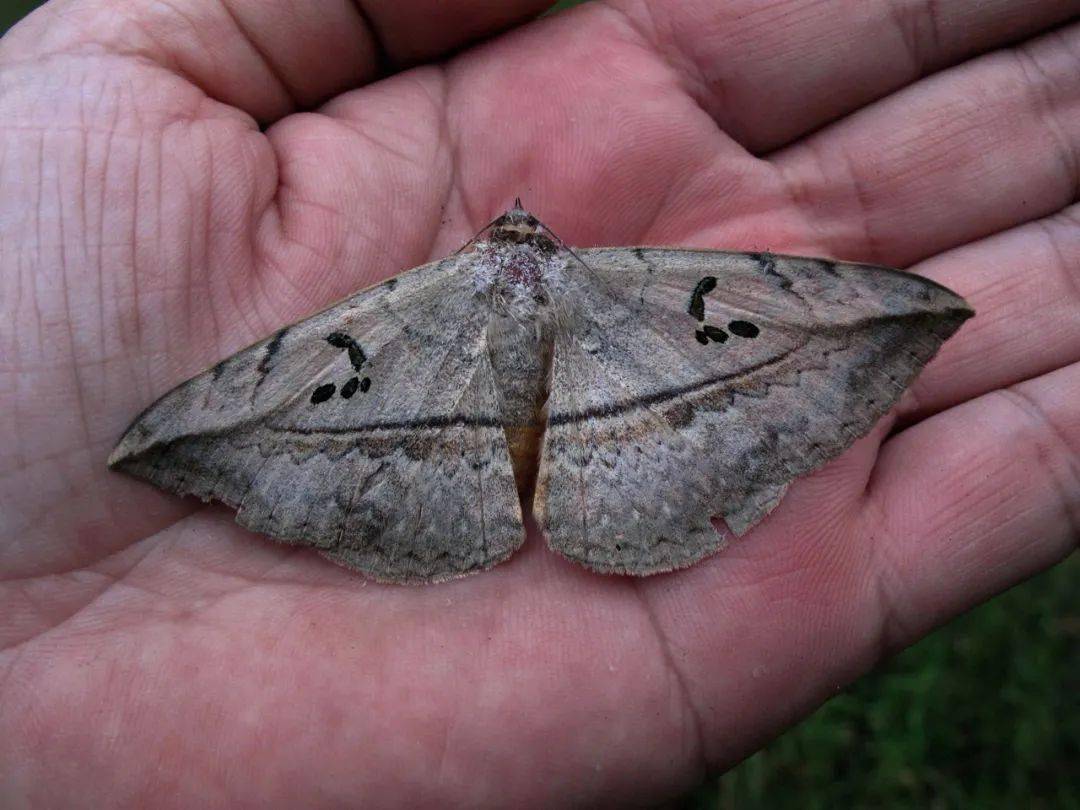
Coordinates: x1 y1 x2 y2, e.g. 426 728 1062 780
900 203 1080 420
866 363 1079 645
0 0 552 122
618 0 1078 152
632 360 1079 771
773 19 1080 266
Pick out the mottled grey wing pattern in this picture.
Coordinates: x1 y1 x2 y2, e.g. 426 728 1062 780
535 248 972 575
109 255 523 583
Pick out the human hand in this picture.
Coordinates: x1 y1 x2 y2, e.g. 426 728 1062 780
1 0 1077 805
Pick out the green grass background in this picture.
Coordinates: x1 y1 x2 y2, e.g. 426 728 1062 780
3 1 1077 807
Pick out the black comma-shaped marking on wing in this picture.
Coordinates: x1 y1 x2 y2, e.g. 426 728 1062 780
688 276 717 322
326 332 367 371
310 332 372 404
688 276 762 346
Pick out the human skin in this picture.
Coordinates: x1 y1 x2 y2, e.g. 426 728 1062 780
0 0 1078 806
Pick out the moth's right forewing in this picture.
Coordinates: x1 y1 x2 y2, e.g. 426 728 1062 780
537 248 972 575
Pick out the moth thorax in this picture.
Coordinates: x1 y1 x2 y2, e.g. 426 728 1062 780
474 241 564 317
497 243 546 286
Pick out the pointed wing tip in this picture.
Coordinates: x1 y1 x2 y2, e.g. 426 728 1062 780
106 422 156 470
939 297 976 334
913 281 974 334
106 446 125 469
940 286 975 318
106 437 139 471
918 275 975 321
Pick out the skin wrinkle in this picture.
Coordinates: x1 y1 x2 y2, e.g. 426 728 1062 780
347 0 388 74
770 139 855 262
214 0 300 109
197 134 233 367
609 0 709 116
54 134 96 451
1012 41 1080 202
432 691 460 796
182 123 201 365
1 570 120 650
31 133 46 365
208 129 265 353
1038 217 1080 314
227 241 283 366
245 252 307 338
997 386 1080 538
130 107 145 351
883 0 939 78
248 144 294 318
631 578 708 784
83 75 110 367
0 643 25 703
135 0 245 103
0 537 158 653
865 385 1078 666
833 141 885 266
333 113 432 170
864 511 924 663
418 67 456 262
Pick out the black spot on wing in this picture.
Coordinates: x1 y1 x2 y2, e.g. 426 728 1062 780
340 377 360 399
325 333 352 349
703 325 728 343
311 383 336 404
729 320 760 338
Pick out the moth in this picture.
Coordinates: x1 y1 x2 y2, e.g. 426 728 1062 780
109 200 973 583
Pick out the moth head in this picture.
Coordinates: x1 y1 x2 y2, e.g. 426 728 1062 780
488 199 553 250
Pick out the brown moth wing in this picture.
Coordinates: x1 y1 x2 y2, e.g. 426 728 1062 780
109 254 523 584
535 248 972 576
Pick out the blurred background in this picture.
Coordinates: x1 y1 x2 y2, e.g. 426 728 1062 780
2 1 1076 807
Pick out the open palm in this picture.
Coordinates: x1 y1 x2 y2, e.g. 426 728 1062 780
2 0 1077 805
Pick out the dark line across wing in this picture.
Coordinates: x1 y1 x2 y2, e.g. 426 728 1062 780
265 350 795 435
268 413 503 434
548 348 795 425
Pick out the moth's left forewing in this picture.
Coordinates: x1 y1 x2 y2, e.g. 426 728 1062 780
109 255 525 583
537 247 972 575
109 256 458 461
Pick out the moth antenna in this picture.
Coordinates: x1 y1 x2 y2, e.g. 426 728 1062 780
454 211 505 255
534 219 593 271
